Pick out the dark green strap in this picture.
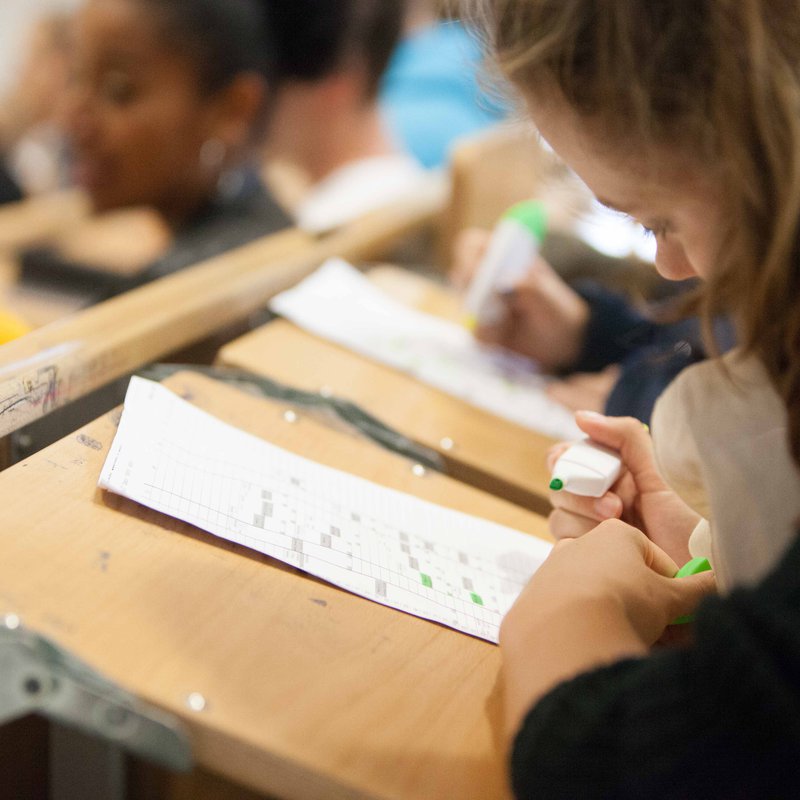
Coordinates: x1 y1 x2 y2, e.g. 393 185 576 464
137 363 445 473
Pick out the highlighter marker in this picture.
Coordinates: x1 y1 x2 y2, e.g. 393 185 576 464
549 438 622 498
671 557 712 625
463 200 547 329
0 309 31 345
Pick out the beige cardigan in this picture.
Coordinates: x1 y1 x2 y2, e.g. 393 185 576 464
651 350 800 590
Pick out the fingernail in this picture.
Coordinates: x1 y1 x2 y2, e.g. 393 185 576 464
595 496 620 517
576 410 605 421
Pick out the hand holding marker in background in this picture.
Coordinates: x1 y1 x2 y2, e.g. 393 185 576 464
462 200 547 329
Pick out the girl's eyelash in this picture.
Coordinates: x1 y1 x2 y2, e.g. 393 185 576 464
641 223 668 238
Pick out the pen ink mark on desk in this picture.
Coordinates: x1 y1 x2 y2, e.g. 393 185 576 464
77 434 103 451
45 459 68 471
310 598 328 608
0 365 59 418
42 613 78 636
370 635 391 654
96 550 111 573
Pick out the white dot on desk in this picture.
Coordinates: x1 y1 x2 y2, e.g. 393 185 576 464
411 464 427 478
319 386 334 399
3 613 21 630
439 437 455 451
186 692 208 712
283 410 298 424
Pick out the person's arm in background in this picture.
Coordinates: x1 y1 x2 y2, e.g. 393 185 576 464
451 227 667 374
451 227 734 423
503 522 800 800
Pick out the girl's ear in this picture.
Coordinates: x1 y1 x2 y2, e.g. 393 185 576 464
206 72 267 158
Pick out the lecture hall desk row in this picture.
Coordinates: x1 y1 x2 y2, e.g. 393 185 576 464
218 265 558 516
0 369 552 800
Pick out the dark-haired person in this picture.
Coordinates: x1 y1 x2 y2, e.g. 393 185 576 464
31 0 291 297
0 13 74 198
263 0 432 234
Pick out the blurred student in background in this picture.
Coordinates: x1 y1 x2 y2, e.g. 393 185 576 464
0 13 73 203
452 221 734 424
381 0 507 170
49 0 290 295
263 0 432 234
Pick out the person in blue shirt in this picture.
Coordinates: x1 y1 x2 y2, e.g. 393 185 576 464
381 1 506 170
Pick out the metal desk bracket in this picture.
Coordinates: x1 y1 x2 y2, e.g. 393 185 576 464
0 614 192 796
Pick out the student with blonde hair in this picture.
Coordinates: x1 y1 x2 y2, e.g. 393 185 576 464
466 1 800 795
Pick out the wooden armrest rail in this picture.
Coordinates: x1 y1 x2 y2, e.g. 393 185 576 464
0 183 446 438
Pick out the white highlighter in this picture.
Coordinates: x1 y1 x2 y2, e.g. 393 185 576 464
549 438 622 497
463 200 547 329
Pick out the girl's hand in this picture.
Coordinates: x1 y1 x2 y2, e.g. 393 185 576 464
547 411 700 564
499 519 716 740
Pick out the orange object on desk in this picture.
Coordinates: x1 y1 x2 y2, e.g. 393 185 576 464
0 309 31 344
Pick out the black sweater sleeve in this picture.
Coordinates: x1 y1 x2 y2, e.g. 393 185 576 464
510 534 800 800
569 282 659 374
568 281 737 425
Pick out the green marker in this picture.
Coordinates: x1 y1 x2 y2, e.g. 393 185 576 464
671 557 712 625
463 200 547 329
549 438 622 497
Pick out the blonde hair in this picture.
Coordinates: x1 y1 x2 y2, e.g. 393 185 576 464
469 0 800 466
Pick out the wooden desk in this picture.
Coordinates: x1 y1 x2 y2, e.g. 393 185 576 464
218 268 558 514
0 252 91 328
0 179 448 440
0 371 550 799
0 190 90 255
48 207 171 277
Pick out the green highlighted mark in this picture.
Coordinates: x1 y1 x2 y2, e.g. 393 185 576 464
470 593 483 606
420 573 433 588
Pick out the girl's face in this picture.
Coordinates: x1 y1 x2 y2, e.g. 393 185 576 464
529 95 726 282
66 0 221 220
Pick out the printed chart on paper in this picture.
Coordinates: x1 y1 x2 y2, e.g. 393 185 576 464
99 378 552 643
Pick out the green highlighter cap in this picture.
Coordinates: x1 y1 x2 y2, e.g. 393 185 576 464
503 200 547 243
549 478 564 491
671 557 712 625
674 557 711 578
